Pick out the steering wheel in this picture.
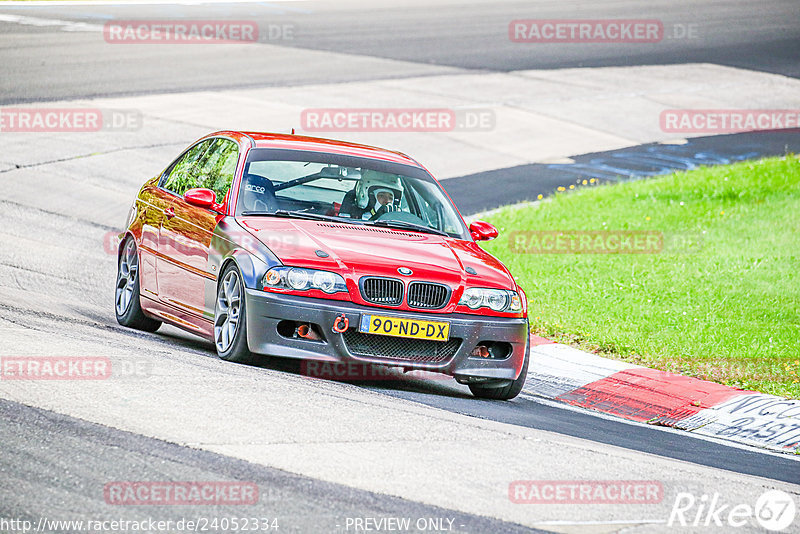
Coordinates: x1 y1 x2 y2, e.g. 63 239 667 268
368 205 388 221
372 209 427 226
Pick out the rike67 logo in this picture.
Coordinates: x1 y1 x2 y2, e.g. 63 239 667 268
669 490 797 531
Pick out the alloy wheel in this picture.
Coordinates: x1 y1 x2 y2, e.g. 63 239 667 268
215 269 242 353
115 239 138 316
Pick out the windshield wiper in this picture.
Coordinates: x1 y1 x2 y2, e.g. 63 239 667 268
241 211 448 236
369 219 450 237
242 210 360 224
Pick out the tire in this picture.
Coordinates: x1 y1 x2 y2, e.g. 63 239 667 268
115 237 161 332
468 341 529 400
214 263 257 364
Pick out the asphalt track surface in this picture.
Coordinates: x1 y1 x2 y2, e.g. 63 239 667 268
2 1 800 532
0 0 798 104
0 399 547 534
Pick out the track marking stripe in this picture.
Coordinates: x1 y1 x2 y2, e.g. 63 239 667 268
529 334 554 347
555 367 753 423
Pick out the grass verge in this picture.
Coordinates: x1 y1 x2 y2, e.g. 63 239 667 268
481 155 800 398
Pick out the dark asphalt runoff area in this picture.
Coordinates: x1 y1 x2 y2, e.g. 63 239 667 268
447 128 800 215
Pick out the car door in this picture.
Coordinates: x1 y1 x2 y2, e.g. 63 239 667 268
157 138 239 327
135 179 171 300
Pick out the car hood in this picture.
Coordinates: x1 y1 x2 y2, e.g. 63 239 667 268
237 217 516 291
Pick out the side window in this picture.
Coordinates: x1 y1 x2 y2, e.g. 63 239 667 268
199 138 239 203
163 140 212 197
163 138 239 203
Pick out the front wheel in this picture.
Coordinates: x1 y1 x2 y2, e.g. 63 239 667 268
214 264 257 364
468 342 529 400
115 237 161 332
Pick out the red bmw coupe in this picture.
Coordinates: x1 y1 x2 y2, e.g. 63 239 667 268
115 131 529 399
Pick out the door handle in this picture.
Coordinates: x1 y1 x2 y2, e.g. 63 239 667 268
164 207 176 220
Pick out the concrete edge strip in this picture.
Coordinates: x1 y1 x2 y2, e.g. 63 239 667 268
527 335 800 454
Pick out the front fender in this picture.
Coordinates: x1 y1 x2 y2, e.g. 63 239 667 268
209 218 282 290
221 250 271 290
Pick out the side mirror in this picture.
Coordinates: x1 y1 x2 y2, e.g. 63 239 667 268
469 220 499 241
184 188 218 210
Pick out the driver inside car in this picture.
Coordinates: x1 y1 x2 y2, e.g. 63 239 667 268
366 188 396 220
341 169 403 220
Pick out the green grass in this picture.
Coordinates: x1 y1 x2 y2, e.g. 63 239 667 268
481 155 800 398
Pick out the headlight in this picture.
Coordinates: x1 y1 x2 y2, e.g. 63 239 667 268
459 288 523 312
461 289 483 309
262 267 347 294
312 270 337 293
286 268 310 290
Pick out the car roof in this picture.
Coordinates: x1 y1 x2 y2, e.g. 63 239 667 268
219 131 421 167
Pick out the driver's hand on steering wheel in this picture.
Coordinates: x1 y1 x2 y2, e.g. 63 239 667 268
369 205 389 221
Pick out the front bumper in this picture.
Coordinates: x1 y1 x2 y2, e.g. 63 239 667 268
244 289 529 380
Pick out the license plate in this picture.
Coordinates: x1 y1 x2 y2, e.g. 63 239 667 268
359 314 450 342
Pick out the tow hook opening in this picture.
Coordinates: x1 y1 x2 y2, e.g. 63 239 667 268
332 314 349 333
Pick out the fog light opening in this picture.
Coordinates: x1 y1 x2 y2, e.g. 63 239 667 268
471 345 490 358
470 341 512 360
296 323 322 341
277 320 326 342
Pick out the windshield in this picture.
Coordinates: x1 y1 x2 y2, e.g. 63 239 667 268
236 149 469 239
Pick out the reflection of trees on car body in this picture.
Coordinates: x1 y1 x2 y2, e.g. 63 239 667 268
165 138 239 203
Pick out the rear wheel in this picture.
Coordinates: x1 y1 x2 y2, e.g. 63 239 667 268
468 342 529 400
214 264 257 364
115 237 161 332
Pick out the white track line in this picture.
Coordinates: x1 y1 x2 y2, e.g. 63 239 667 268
533 519 666 525
0 13 102 31
520 392 800 461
